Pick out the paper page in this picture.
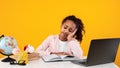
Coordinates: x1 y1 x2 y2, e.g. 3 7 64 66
42 54 61 62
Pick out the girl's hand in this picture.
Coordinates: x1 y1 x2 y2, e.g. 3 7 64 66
28 52 40 60
51 52 71 56
67 29 77 41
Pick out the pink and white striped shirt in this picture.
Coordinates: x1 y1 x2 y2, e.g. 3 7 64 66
36 35 83 59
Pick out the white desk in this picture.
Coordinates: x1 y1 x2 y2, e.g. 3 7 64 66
0 58 119 68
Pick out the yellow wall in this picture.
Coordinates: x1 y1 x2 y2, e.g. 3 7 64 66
0 0 120 67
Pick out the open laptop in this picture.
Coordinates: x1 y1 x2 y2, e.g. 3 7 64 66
71 38 120 66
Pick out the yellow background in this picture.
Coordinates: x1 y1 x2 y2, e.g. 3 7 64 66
0 0 120 67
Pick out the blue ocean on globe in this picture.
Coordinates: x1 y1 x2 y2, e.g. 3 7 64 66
0 36 17 55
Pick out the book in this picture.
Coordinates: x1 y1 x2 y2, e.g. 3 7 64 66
42 54 80 62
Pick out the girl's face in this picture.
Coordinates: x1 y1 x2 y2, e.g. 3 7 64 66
59 20 76 41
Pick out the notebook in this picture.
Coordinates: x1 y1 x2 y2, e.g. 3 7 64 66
42 54 80 62
71 38 120 66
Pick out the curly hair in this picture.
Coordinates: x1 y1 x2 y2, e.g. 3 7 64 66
62 15 85 42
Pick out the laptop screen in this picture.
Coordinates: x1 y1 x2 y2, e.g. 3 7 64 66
86 38 120 66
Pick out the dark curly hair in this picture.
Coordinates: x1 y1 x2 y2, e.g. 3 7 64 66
62 15 85 42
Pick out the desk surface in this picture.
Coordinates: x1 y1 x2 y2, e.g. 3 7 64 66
0 58 119 68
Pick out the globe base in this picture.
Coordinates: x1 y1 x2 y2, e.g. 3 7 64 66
2 56 16 62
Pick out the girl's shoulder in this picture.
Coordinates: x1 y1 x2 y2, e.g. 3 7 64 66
47 34 59 39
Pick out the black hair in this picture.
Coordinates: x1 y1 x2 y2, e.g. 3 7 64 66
62 15 85 42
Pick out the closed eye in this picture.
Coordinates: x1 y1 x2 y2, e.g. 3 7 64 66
69 28 74 33
64 25 68 29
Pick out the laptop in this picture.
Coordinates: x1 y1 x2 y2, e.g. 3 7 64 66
71 38 120 66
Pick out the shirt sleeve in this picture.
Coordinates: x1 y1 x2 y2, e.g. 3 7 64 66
35 35 53 57
68 40 83 59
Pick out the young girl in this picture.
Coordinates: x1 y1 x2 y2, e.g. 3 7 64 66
35 15 85 59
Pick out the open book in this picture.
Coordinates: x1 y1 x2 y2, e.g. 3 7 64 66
42 54 80 62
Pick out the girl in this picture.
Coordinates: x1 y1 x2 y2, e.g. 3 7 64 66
36 15 85 59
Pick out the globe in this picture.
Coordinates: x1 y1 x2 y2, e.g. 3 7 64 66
0 36 17 62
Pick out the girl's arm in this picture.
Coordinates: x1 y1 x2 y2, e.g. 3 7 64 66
36 35 53 57
51 52 71 56
68 40 83 59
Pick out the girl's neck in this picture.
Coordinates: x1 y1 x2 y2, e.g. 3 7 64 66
59 34 67 42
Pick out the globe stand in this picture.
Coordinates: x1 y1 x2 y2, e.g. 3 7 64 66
2 55 16 62
0 52 16 62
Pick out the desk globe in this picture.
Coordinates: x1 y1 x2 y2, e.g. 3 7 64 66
0 35 17 62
